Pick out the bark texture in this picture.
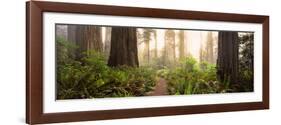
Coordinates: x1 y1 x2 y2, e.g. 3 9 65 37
108 27 139 67
217 31 239 84
75 25 102 58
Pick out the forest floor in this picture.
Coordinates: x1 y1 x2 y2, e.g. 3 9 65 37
147 78 168 96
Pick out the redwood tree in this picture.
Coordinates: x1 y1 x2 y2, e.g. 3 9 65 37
217 31 239 84
75 25 103 58
178 30 185 60
164 30 176 65
67 25 76 44
108 27 139 67
104 27 112 59
206 32 214 64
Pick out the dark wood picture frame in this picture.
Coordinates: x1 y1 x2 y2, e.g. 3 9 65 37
26 1 269 124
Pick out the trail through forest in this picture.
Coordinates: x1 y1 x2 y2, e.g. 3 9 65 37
56 25 254 99
147 78 168 96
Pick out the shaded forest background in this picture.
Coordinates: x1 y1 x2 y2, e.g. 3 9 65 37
56 24 254 99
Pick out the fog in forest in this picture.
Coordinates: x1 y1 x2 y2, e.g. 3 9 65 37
55 24 254 99
57 25 219 66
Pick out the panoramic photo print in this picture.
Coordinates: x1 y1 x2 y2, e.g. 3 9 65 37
55 24 254 100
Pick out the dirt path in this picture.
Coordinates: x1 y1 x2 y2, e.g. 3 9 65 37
147 78 168 96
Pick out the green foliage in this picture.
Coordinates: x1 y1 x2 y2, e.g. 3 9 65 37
56 38 156 99
237 33 254 91
179 57 199 73
164 57 227 95
56 34 254 99
56 37 78 65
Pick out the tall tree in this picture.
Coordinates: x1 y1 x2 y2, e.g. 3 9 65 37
142 29 153 64
199 43 206 62
238 33 254 89
75 25 102 58
217 31 239 84
164 30 176 65
108 27 139 67
65 25 77 59
239 33 254 72
56 25 68 40
67 25 76 44
138 29 157 64
178 30 185 60
104 27 112 59
152 30 158 58
206 32 214 64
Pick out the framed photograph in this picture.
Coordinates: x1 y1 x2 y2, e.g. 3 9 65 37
26 1 269 124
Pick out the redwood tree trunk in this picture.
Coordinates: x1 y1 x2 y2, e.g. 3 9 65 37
217 31 239 84
179 30 185 60
104 27 112 59
75 25 102 58
206 32 214 64
108 27 139 67
164 30 176 65
153 31 158 58
67 25 76 44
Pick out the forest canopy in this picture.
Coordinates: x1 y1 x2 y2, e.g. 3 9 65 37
55 24 254 100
